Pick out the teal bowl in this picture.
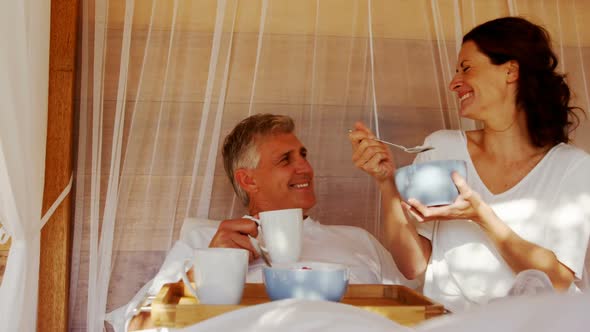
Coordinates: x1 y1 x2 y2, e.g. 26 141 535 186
263 262 349 302
394 159 467 206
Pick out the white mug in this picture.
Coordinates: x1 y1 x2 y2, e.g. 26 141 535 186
180 248 249 304
246 208 303 264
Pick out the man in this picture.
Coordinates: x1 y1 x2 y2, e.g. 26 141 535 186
208 113 315 259
117 114 413 331
205 113 415 285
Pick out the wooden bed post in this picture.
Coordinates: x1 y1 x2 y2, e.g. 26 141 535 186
38 0 79 331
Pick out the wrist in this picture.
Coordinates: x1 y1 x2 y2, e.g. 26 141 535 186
378 178 396 194
475 205 512 244
462 193 494 224
472 203 493 224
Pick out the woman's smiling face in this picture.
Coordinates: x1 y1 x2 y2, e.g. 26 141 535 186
449 41 515 120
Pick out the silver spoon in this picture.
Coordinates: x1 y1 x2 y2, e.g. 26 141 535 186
244 215 272 267
348 129 434 154
371 137 434 154
248 234 272 267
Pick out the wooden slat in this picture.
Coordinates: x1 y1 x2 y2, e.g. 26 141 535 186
0 238 10 251
38 0 79 331
100 0 590 46
0 237 10 285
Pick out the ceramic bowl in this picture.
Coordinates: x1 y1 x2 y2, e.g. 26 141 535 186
394 159 467 206
263 262 349 302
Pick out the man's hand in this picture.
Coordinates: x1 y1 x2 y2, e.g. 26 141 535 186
208 218 260 262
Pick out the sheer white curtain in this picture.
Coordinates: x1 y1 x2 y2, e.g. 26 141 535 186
0 1 51 331
69 0 590 330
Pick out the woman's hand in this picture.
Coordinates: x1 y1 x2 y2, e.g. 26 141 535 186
348 121 396 184
402 172 490 223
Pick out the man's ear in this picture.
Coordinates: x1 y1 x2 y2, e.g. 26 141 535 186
234 168 258 194
506 60 519 83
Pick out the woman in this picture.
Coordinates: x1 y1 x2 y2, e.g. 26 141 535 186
349 17 590 311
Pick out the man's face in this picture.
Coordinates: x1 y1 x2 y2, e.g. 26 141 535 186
248 133 316 214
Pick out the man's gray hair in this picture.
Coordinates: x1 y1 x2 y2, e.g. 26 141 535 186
222 114 295 206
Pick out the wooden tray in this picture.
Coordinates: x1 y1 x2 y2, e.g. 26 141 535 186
151 282 445 328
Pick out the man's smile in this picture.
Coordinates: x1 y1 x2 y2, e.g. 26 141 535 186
289 181 311 189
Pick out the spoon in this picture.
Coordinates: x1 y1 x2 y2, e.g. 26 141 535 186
348 129 434 154
371 137 434 154
244 215 272 267
248 234 272 267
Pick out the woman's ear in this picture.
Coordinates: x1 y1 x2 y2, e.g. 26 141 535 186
234 168 258 194
506 60 519 83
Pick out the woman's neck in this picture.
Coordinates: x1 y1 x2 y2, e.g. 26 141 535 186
475 111 547 160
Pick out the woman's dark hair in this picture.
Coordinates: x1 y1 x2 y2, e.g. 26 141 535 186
463 16 583 147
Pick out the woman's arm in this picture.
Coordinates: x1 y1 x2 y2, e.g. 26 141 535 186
408 173 575 290
476 203 574 290
349 122 432 279
380 180 432 279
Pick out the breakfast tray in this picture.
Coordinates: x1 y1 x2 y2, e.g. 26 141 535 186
150 282 446 328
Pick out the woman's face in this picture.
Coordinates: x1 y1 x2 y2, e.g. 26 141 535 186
449 41 516 121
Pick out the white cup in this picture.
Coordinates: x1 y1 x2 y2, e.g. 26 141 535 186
180 248 249 304
246 208 303 264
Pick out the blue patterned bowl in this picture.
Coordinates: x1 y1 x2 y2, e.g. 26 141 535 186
394 159 467 206
263 262 349 302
